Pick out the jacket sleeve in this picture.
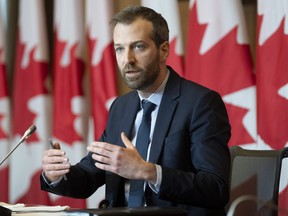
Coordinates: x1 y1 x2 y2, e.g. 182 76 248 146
158 90 231 209
40 153 106 199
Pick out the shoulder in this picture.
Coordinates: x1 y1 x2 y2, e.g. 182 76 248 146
108 90 140 117
167 66 221 100
110 90 138 107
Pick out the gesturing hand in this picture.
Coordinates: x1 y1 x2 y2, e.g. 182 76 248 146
87 132 156 183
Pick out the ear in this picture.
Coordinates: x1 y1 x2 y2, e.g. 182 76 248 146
159 41 169 62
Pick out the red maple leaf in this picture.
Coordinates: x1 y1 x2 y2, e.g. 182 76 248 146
13 33 48 142
88 36 117 139
53 32 85 144
0 57 8 97
256 16 288 149
225 104 254 146
167 38 184 76
185 3 256 146
0 166 9 202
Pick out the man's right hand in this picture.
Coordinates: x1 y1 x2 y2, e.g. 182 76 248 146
42 146 70 182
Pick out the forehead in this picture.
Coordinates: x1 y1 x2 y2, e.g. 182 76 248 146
113 19 154 45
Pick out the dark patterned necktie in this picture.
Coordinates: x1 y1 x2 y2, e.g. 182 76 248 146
128 100 156 207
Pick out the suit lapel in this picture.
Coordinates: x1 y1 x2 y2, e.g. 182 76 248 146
118 92 140 146
107 68 181 205
149 68 181 163
107 92 140 206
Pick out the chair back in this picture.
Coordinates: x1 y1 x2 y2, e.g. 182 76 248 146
227 146 288 216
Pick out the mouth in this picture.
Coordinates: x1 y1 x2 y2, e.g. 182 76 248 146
124 66 139 74
126 70 139 74
125 70 138 74
124 69 141 79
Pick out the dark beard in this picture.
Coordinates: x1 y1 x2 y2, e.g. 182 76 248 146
121 55 160 90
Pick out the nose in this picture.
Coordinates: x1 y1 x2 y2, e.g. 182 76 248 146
123 49 135 64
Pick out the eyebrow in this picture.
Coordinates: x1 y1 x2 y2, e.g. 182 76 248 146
114 40 146 47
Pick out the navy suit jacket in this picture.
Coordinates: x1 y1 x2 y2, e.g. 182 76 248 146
41 66 231 216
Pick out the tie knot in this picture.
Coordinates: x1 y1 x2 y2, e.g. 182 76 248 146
142 100 156 116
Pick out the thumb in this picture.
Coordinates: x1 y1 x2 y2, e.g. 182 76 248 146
121 132 135 149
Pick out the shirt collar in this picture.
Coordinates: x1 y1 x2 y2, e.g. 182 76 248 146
138 69 170 108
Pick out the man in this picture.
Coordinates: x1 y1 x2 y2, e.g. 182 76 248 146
41 6 231 216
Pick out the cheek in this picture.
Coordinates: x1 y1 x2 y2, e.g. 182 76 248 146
139 53 156 66
115 55 124 68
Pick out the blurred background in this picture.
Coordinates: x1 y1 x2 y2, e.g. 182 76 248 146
0 0 287 212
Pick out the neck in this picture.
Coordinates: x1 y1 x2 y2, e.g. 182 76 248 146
138 66 168 99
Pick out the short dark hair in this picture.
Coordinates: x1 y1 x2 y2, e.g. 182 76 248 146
111 5 169 48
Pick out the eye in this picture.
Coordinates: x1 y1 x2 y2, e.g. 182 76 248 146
114 46 124 54
134 43 145 51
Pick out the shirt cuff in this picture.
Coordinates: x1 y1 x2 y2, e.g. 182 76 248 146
41 171 63 187
148 164 162 194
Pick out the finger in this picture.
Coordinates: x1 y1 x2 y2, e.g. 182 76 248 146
87 145 110 157
92 154 110 165
43 150 69 164
44 161 70 171
88 142 115 151
45 155 67 165
87 142 120 157
95 161 109 172
121 132 135 149
45 170 69 177
42 162 70 180
45 149 66 157
51 156 69 164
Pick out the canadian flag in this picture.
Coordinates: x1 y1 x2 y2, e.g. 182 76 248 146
52 0 88 208
11 0 51 204
185 0 257 147
256 0 288 213
85 0 117 207
0 5 10 203
86 0 117 141
141 0 185 76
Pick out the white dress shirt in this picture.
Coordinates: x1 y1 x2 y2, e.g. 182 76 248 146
125 70 170 201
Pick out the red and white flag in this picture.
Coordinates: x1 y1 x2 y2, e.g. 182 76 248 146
185 0 256 147
141 0 185 76
86 0 117 141
10 0 51 204
85 0 118 207
256 0 288 212
52 0 88 208
0 5 10 203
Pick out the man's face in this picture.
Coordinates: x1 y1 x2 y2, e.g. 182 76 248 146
113 19 161 92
